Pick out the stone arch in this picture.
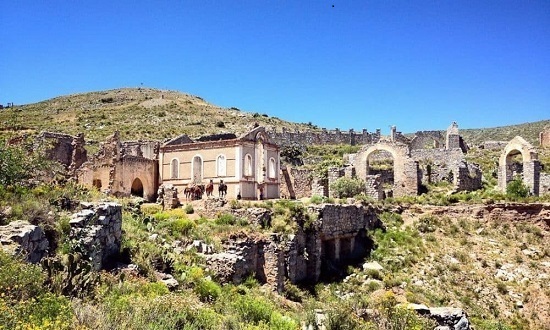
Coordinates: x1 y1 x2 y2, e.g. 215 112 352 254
498 136 540 195
356 142 418 197
131 178 144 197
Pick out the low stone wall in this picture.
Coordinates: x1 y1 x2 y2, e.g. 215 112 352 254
0 220 49 263
69 202 122 270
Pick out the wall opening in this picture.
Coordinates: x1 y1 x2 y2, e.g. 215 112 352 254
320 231 374 281
92 179 102 190
505 150 524 184
131 178 144 197
366 150 394 196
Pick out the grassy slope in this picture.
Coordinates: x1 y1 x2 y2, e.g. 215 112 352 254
0 87 315 144
1 87 548 148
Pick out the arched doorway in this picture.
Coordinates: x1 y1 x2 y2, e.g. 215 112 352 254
498 136 540 196
131 178 144 197
356 142 418 198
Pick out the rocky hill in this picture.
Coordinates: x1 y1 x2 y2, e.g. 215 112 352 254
1 87 547 147
0 87 316 144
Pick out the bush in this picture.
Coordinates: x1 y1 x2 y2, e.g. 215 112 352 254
506 177 529 198
330 177 365 198
309 195 323 204
194 279 222 302
184 204 194 214
169 218 196 236
215 121 225 128
215 213 236 226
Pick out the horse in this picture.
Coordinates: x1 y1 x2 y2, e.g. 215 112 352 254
193 185 205 200
205 181 214 197
218 182 227 198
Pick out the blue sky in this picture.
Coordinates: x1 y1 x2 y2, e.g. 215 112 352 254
1 1 548 133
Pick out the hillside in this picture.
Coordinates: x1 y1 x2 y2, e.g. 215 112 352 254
0 88 316 144
1 87 547 148
460 121 550 147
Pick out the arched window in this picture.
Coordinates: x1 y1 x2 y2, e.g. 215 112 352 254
192 155 203 183
269 157 276 178
244 154 253 176
217 154 227 177
170 158 179 179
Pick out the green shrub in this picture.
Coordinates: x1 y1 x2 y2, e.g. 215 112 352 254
184 203 194 214
215 213 236 225
169 218 196 236
309 195 323 204
234 295 274 325
506 177 530 198
329 177 366 198
194 279 222 302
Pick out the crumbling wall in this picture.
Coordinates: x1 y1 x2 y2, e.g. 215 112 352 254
76 132 159 200
540 173 550 195
268 127 381 147
0 220 49 263
498 136 540 196
69 202 122 270
286 204 380 283
540 127 550 148
279 166 314 199
206 236 284 292
409 131 444 150
35 131 87 173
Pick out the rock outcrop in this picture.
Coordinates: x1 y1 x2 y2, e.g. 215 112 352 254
0 220 49 263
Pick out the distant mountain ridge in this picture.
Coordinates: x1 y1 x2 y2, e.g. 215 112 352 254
0 87 547 147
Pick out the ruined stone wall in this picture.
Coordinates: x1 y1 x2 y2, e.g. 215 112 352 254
365 175 383 200
206 237 284 292
455 161 483 192
540 128 550 148
0 220 49 263
539 173 550 195
35 131 87 171
279 166 314 199
480 141 508 150
267 128 381 147
69 202 122 271
76 132 159 201
409 131 445 150
410 148 471 187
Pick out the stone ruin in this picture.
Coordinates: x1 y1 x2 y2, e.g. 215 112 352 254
34 131 88 175
540 126 550 148
69 202 122 270
76 131 160 200
204 203 382 291
279 122 483 200
0 202 122 270
156 184 179 209
498 136 541 196
0 220 49 263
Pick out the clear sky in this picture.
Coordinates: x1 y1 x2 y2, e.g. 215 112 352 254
1 1 548 133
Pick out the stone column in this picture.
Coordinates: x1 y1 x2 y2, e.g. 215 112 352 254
523 160 540 196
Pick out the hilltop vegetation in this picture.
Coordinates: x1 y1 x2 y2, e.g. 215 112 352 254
0 88 316 144
1 87 547 148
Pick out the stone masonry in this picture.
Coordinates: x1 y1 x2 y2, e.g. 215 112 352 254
69 202 122 270
0 220 49 263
